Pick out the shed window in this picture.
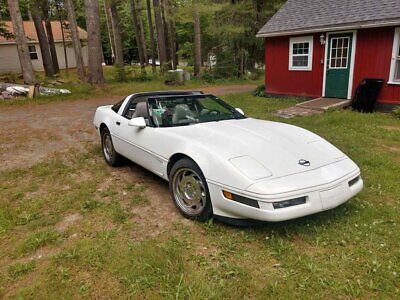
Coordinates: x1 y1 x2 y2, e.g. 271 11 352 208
329 37 349 69
28 45 38 60
389 28 400 84
289 36 313 71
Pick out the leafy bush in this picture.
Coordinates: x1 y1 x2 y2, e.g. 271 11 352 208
247 69 264 80
252 84 266 97
393 106 400 118
199 70 216 83
164 71 183 86
213 51 239 79
132 72 153 82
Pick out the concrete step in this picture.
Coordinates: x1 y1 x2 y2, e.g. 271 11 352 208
296 97 351 111
275 107 323 119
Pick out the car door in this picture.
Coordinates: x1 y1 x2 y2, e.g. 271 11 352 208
112 97 167 176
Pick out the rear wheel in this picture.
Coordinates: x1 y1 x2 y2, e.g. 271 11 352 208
101 127 124 167
169 158 213 221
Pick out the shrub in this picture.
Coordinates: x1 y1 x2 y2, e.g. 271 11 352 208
164 71 183 86
199 70 215 83
247 69 264 80
252 84 266 97
393 106 400 118
132 72 152 82
213 51 239 79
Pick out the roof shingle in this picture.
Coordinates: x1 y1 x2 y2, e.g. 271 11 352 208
0 21 87 43
257 0 400 37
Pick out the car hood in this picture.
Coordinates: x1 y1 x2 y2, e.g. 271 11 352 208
166 118 348 181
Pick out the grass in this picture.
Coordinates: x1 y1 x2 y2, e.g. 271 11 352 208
0 92 399 298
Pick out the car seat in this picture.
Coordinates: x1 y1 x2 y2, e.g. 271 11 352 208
132 102 150 125
172 104 194 124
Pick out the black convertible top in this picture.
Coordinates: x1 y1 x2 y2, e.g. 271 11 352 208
111 90 203 113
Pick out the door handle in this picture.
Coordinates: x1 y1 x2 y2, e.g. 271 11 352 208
116 121 120 126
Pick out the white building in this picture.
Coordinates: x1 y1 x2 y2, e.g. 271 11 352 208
0 21 88 74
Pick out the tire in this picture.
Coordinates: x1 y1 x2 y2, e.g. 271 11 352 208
169 158 213 221
100 127 124 167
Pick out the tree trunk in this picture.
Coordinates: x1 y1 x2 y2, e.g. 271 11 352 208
109 0 125 81
7 0 36 84
30 0 55 77
103 0 115 64
60 19 68 72
84 0 105 84
193 7 201 77
174 39 179 67
44 19 60 73
130 0 145 70
152 0 167 71
137 1 148 64
65 0 85 81
169 21 177 69
161 0 171 64
146 0 157 73
42 2 60 73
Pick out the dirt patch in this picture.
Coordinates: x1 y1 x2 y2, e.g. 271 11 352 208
381 125 400 131
382 144 400 151
55 213 83 232
112 163 193 241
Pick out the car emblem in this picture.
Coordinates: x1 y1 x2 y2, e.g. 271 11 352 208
298 159 311 167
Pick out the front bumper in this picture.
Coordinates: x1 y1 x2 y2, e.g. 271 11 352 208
207 171 363 222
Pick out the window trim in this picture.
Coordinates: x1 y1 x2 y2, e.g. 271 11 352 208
288 36 313 71
388 27 400 85
28 44 38 60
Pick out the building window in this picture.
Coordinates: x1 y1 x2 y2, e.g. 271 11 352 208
28 45 38 60
389 28 400 84
329 37 350 69
289 36 313 71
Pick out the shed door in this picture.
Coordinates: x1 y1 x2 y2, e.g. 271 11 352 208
325 33 353 99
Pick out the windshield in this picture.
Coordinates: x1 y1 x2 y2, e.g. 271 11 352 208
148 95 245 127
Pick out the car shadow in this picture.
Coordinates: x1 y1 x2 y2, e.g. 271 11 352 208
213 201 357 236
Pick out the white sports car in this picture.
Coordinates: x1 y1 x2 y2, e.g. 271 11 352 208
93 91 363 223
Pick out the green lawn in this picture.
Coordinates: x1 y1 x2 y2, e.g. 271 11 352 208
0 93 399 298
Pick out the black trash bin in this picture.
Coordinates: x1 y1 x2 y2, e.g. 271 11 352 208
352 78 384 113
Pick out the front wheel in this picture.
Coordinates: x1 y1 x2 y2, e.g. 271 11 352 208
169 158 213 221
101 127 124 167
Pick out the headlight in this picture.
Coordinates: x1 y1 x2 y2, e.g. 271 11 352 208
229 156 272 180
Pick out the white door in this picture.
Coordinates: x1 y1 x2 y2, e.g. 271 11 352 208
113 100 166 176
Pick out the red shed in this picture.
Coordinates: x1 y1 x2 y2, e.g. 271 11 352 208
257 0 400 107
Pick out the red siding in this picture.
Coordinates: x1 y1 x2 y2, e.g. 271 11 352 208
265 34 325 98
265 27 400 105
352 27 400 104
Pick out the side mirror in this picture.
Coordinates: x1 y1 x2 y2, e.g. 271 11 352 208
235 108 245 115
128 117 146 128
